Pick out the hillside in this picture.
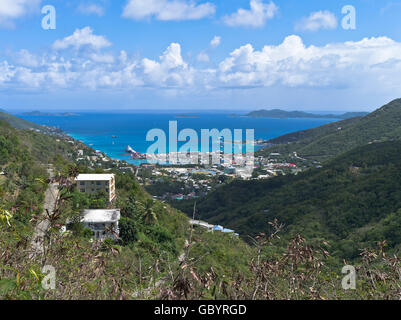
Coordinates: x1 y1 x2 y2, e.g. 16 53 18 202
174 140 401 259
0 111 45 130
246 109 368 119
3 111 401 299
0 115 255 300
258 99 401 161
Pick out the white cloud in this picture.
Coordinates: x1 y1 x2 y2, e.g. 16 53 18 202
0 0 41 28
53 27 112 51
223 0 278 28
197 51 209 62
142 43 193 87
89 53 115 63
78 3 105 17
296 11 338 32
122 0 215 21
210 36 221 48
217 35 401 89
3 35 401 99
0 61 15 83
15 49 40 67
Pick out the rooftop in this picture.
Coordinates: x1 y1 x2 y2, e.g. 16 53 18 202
81 209 120 223
75 174 114 181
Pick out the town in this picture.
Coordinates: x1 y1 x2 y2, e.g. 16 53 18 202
41 127 314 241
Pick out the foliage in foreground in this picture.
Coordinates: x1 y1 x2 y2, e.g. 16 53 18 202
2 217 401 300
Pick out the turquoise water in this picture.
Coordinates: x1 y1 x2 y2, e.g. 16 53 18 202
20 113 338 164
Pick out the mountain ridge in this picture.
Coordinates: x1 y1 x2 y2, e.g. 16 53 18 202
258 98 401 161
246 109 368 119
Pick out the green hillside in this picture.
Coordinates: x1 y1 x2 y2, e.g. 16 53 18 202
0 116 254 300
3 110 401 299
0 111 44 130
175 140 401 260
258 98 401 161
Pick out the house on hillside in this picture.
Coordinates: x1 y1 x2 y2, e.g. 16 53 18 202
224 166 236 175
171 194 184 201
80 209 121 240
75 173 116 202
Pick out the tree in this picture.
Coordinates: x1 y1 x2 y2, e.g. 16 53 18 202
119 217 137 244
142 199 157 225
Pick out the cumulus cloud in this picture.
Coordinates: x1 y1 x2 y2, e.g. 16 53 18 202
223 0 278 28
142 43 193 87
296 10 338 32
77 3 105 17
0 0 41 28
210 36 221 48
122 0 215 21
217 35 401 89
2 35 401 97
15 49 40 67
53 27 112 51
196 51 210 62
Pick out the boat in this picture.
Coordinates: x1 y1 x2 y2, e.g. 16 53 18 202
125 145 135 154
125 145 147 159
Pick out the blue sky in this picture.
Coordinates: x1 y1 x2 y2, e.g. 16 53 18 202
0 0 401 112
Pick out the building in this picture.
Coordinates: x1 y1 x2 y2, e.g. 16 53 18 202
75 174 116 202
224 166 236 175
171 194 184 201
80 209 121 240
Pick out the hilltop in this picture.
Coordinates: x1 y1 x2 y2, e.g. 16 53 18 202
258 98 401 161
0 110 45 131
246 109 368 119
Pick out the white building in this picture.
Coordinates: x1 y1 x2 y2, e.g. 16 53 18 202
75 174 116 202
81 209 121 240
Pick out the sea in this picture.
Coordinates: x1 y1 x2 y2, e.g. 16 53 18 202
20 112 339 165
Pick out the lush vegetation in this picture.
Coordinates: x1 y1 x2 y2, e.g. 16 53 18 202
0 111 44 130
258 98 401 161
176 140 401 261
3 103 401 300
0 118 252 299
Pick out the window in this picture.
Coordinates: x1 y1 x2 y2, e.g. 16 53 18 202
80 182 85 186
80 189 85 193
96 182 101 186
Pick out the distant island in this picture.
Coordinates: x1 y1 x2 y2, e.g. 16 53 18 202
21 111 80 117
176 114 200 118
246 109 368 120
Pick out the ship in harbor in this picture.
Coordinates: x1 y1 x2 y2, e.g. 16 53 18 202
125 145 135 154
125 145 147 160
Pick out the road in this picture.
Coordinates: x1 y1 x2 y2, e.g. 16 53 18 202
189 219 214 230
30 168 59 258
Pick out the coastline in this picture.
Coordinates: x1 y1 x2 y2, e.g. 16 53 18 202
20 113 340 166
